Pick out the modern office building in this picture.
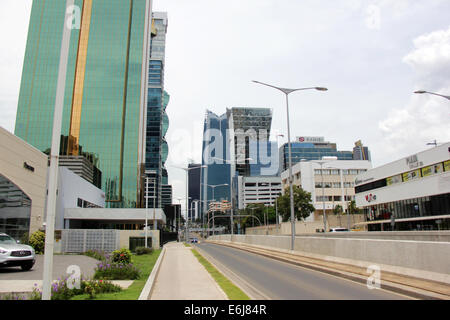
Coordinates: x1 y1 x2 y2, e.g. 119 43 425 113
15 0 154 208
353 140 371 161
228 108 272 177
279 136 354 173
188 163 202 220
200 110 231 218
237 176 282 209
145 12 170 209
354 143 450 231
281 159 372 222
201 107 274 220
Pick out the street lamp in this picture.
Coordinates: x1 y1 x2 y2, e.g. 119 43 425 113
42 0 73 301
212 156 253 235
144 170 157 248
253 80 328 250
315 157 338 232
205 183 229 236
172 165 206 242
414 90 450 101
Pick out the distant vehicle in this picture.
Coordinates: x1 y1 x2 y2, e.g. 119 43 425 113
329 227 349 232
190 238 198 243
0 233 36 271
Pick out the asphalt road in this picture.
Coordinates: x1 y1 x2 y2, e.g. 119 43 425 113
0 255 98 280
196 242 411 300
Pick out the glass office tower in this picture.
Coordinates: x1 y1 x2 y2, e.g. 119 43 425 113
145 12 170 208
15 0 153 208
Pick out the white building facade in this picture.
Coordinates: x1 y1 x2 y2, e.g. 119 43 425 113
237 176 282 209
354 143 450 231
281 160 372 222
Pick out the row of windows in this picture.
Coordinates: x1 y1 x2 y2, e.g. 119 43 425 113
316 196 355 202
315 182 355 188
314 169 366 175
356 160 450 194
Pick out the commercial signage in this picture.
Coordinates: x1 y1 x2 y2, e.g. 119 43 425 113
422 163 443 177
297 136 324 143
365 193 377 203
386 174 402 186
402 169 421 182
405 154 424 169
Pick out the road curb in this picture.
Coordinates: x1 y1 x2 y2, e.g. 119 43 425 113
194 245 270 300
207 240 450 300
138 246 166 300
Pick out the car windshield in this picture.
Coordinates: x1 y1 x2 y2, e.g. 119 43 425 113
0 235 16 244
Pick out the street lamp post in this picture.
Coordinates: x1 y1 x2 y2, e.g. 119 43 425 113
212 157 252 235
42 0 73 301
172 165 206 242
253 80 327 250
414 90 450 101
204 183 229 236
316 157 338 232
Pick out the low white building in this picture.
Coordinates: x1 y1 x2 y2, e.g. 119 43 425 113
281 160 372 222
354 143 450 231
237 176 282 209
55 167 105 230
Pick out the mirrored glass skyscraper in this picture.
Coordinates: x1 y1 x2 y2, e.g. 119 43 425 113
15 0 153 208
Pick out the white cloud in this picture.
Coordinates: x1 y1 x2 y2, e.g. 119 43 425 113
379 27 450 159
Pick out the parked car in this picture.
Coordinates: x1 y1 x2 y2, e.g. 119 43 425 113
190 238 198 243
0 233 36 271
329 227 349 232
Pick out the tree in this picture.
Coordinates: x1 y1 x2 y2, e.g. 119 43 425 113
333 204 344 226
276 185 315 222
348 200 360 215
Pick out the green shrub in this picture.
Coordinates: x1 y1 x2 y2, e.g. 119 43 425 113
93 262 141 280
112 248 132 264
29 230 45 254
134 247 153 255
19 232 30 245
30 277 122 300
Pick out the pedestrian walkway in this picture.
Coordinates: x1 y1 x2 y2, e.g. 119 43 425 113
149 242 227 300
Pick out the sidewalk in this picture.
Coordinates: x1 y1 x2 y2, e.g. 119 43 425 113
149 242 227 300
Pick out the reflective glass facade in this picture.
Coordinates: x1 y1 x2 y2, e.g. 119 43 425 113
15 0 149 208
201 111 231 217
279 142 353 172
145 12 169 208
0 175 31 240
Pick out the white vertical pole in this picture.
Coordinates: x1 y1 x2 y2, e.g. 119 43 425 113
145 177 148 248
42 0 74 300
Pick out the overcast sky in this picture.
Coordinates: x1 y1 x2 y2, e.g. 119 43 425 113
1 0 449 209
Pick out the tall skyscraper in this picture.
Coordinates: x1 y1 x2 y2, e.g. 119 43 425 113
188 163 202 220
145 12 170 208
15 0 153 208
200 107 274 220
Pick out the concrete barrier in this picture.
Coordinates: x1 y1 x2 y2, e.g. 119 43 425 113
210 234 450 284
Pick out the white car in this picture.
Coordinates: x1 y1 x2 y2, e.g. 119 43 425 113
0 233 36 271
329 227 349 232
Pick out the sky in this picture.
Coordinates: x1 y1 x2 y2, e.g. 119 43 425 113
0 0 449 210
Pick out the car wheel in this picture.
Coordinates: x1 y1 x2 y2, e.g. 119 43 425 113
21 262 34 271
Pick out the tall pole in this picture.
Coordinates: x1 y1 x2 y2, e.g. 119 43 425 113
285 93 296 250
145 177 149 248
212 187 215 236
321 163 327 232
42 0 73 301
185 170 189 242
153 178 156 231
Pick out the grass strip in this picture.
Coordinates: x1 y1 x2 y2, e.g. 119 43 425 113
71 249 162 300
190 248 250 300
